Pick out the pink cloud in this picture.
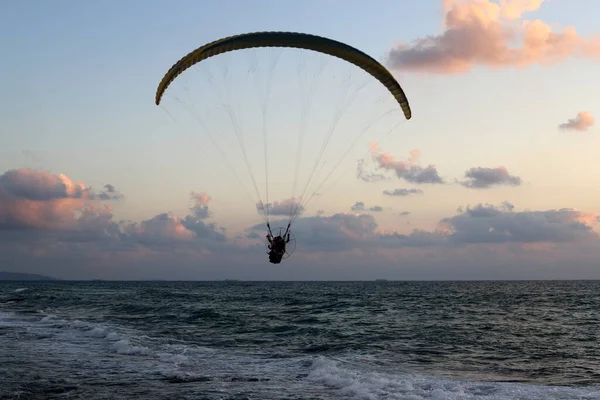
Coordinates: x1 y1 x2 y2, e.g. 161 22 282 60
0 169 124 231
190 192 211 207
0 169 87 230
387 0 600 73
189 192 212 219
0 168 88 201
358 144 444 184
0 195 82 230
2 199 600 279
0 168 228 250
3 167 600 280
559 111 595 131
124 213 196 242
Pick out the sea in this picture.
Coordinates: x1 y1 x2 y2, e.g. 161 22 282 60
1 280 599 399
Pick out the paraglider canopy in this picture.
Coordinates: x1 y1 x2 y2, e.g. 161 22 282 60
155 31 411 119
155 31 412 262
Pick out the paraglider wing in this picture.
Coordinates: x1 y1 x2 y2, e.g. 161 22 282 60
155 31 411 120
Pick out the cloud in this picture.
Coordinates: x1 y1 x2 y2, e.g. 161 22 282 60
350 202 384 213
359 144 444 184
0 169 128 231
442 202 597 244
500 200 515 211
0 169 90 230
71 204 121 239
459 166 522 189
279 201 598 253
96 184 124 201
256 198 303 217
295 213 380 252
351 201 365 212
559 111 595 131
247 212 441 253
0 169 227 248
122 213 226 246
3 168 600 280
387 0 600 74
399 211 411 216
117 191 225 246
383 188 424 197
189 192 211 219
356 159 388 183
122 213 196 244
0 168 87 202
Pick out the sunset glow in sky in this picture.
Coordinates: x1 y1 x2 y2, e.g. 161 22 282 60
2 0 600 280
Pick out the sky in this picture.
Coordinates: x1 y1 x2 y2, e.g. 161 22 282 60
2 0 600 280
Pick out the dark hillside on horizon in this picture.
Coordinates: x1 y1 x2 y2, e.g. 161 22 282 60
0 271 59 281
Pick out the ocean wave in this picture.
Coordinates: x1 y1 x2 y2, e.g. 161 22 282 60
3 281 600 399
308 357 600 400
111 339 151 356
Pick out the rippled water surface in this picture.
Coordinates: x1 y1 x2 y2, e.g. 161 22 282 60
1 280 600 399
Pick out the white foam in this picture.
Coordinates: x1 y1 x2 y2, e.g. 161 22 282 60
308 357 600 400
111 339 151 356
71 319 88 328
85 326 110 338
14 288 27 293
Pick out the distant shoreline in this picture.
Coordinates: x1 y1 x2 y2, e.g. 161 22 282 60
0 271 59 281
2 273 599 282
